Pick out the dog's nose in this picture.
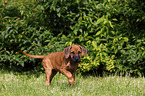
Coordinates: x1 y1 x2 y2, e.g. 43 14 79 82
75 56 79 59
74 56 80 63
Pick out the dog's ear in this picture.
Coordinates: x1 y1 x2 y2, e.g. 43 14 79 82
64 46 71 59
80 46 87 56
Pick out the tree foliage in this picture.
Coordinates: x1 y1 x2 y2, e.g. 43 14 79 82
0 0 145 75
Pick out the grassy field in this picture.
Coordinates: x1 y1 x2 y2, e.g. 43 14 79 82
0 70 145 96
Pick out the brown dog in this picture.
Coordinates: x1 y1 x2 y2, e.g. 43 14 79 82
21 45 87 86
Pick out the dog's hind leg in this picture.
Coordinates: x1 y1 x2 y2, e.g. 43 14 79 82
44 68 52 86
42 59 53 86
50 70 57 83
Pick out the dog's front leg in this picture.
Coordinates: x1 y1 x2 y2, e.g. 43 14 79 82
72 70 76 80
60 68 74 85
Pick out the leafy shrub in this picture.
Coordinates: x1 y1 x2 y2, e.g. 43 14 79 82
40 0 145 75
0 0 145 75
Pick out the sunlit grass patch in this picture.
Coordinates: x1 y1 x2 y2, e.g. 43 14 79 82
0 71 145 96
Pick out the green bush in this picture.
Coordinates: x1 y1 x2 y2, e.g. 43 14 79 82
0 0 56 71
39 0 145 75
0 0 145 75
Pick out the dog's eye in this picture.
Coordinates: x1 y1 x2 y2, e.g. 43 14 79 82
78 51 81 54
71 51 75 54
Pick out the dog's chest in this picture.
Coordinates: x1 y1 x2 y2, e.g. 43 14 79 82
65 61 78 70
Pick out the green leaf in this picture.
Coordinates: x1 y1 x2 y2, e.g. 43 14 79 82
95 28 103 36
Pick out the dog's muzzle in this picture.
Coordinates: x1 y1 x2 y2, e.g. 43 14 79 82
72 55 81 63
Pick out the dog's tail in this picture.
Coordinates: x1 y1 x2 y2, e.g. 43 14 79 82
21 51 46 59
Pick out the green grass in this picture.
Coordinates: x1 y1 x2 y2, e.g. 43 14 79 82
0 70 145 96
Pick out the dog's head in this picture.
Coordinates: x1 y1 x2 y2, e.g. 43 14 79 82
64 45 87 63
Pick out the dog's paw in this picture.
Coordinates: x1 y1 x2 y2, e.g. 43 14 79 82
45 81 50 86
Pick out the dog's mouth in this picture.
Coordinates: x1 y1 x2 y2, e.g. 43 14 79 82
73 59 81 63
72 56 81 63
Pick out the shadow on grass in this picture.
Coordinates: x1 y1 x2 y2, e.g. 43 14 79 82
0 60 44 78
1 60 142 80
0 61 108 80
